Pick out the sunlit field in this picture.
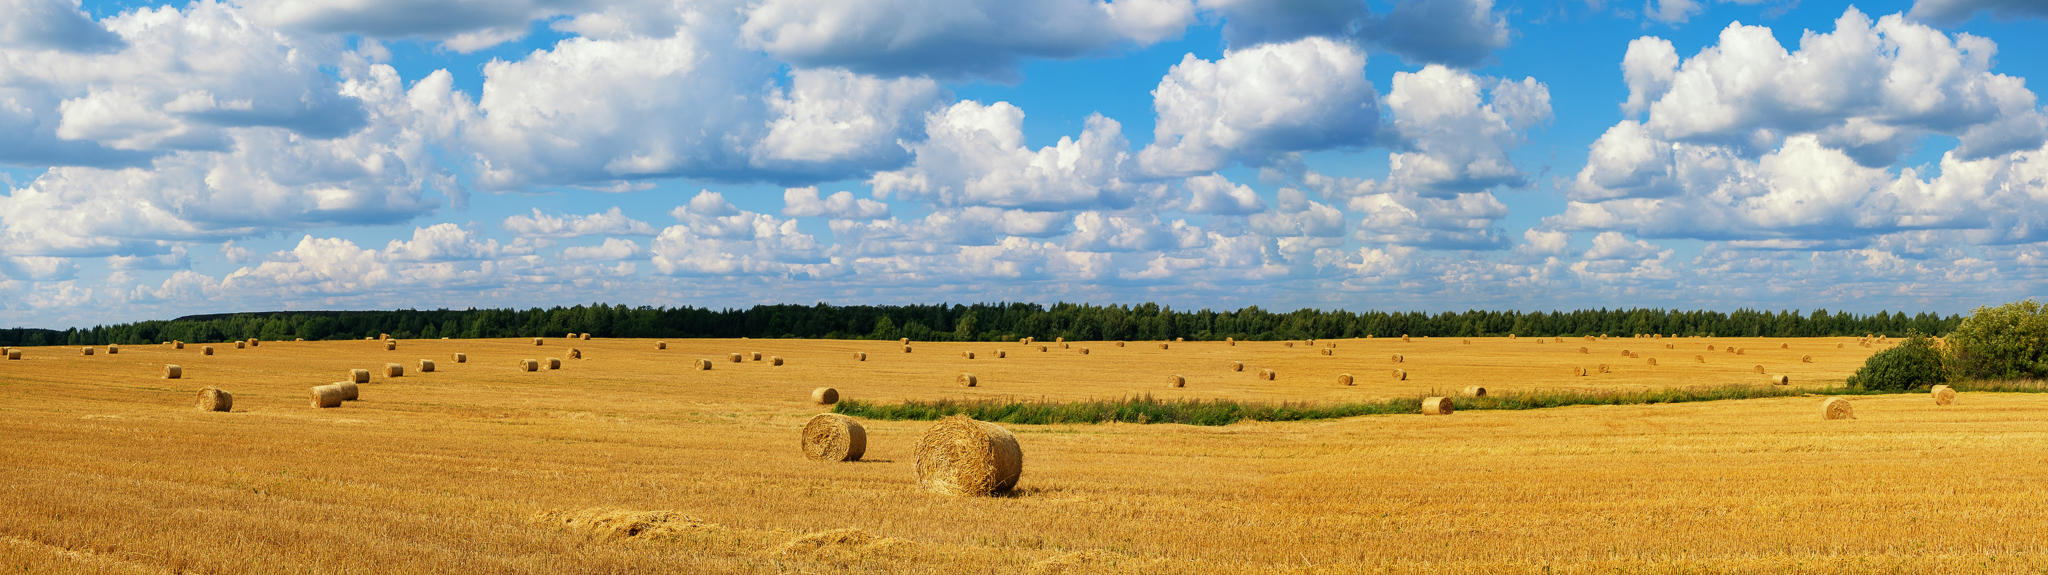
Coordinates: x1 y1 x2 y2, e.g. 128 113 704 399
5 335 2046 574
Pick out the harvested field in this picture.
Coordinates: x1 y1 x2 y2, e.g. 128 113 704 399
3 336 2046 573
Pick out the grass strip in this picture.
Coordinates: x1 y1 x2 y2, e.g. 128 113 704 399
833 380 2048 426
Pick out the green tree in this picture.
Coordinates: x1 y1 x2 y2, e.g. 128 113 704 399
1947 299 2048 380
1848 333 1947 391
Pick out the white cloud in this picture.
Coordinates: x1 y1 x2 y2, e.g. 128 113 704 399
561 238 645 261
0 0 125 53
783 186 891 220
233 0 593 52
109 247 190 270
1582 231 1665 260
1066 212 1204 252
1248 188 1346 238
1139 37 1381 176
1371 0 1511 68
871 102 1159 210
1384 65 1550 196
830 208 1073 256
1196 0 1371 48
1910 0 2048 24
755 68 949 180
384 223 520 262
1181 174 1266 215
1513 229 1573 258
740 0 1195 81
0 256 78 281
501 207 657 238
651 192 831 276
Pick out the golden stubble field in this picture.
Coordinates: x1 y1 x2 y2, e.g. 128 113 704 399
4 335 2047 574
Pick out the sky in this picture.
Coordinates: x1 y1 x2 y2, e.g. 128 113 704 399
3 0 2047 328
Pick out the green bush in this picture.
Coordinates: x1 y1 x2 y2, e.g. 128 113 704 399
1848 333 1947 391
1947 300 2048 380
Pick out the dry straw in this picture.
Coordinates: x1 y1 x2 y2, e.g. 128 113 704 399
771 356 784 366
454 353 467 363
1320 348 1333 356
1402 335 1411 342
1391 354 1404 363
1116 341 1125 347
751 352 762 361
174 341 184 349
1462 386 1487 397
1231 361 1244 371
1037 345 1047 352
522 359 540 372
1259 369 1277 381
657 341 668 350
1574 366 1586 376
386 363 404 377
853 352 866 361
1781 343 1789 349
1822 397 1854 420
729 353 743 363
1079 348 1090 355
1338 373 1354 386
1160 343 1170 350
350 369 370 383
802 413 867 462
913 416 1023 496
1621 349 1630 356
381 333 391 341
569 349 582 359
811 387 840 405
235 341 245 349
1753 365 1765 374
1169 375 1186 388
82 347 94 356
694 359 711 370
958 373 978 387
901 338 910 345
1579 347 1589 354
163 364 182 379
996 350 1006 358
108 345 119 354
1933 384 1957 406
547 358 562 370
963 351 976 359
1176 337 1185 342
1393 368 1407 380
196 387 232 412
1421 397 1454 415
1646 358 1658 366
419 359 436 373
1285 342 1295 348
1695 355 1705 363
1771 374 1790 385
1056 337 1065 343
202 346 214 356
385 341 396 351
534 338 543 346
1708 345 1717 351
1598 364 1611 373
904 345 914 353
310 384 346 408
334 381 360 401
581 333 591 340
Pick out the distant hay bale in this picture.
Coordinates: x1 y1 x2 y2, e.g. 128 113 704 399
963 351 976 359
1056 337 1065 343
311 384 346 408
1037 345 1047 352
1060 343 1070 349
196 387 232 412
1024 337 1034 344
958 373 978 387
802 413 867 462
1598 364 1611 373
1169 375 1186 387
1338 373 1353 386
1320 348 1333 356
385 363 404 377
1665 344 1674 349
751 352 762 361
248 339 258 347
419 359 435 373
1695 355 1705 363
202 346 214 356
1621 349 1631 356
173 341 185 349
570 349 582 359
455 353 467 363
1392 369 1407 380
1780 343 1789 349
1159 343 1169 350
1421 397 1454 415
3 349 14 360
534 338 543 346
1707 345 1717 351
996 350 1006 358
1574 366 1586 376
581 333 591 340
565 332 574 339
1579 347 1588 354
1822 397 1854 419
901 338 910 345
904 346 914 353
1508 334 1516 339
913 416 1023 496
108 345 119 354
1390 354 1403 362
1231 361 1244 371
1753 365 1765 374
730 353 743 363
771 356 784 366
657 341 667 349
236 341 245 349
82 347 94 356
1079 348 1090 355
1259 369 1277 381
1176 337 1184 342
1225 337 1235 344
1646 358 1658 366
694 359 710 370
1537 339 1546 344
547 358 562 370
1462 386 1487 397
382 340 394 350
1402 335 1410 342
350 369 370 383
1116 341 1125 347
163 364 181 379
1019 338 1029 344
1771 374 1790 385
1933 385 1956 406
1801 355 1813 363
854 352 867 361
522 359 540 372
1736 348 1746 355
380 333 391 341
1837 343 1844 348
296 338 303 342
811 387 840 405
1285 342 1295 348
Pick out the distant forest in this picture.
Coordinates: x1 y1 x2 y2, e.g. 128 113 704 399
0 303 1965 347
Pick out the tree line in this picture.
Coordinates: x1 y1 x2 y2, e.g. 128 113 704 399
0 303 1964 347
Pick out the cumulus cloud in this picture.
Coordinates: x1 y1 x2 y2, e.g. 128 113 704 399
1066 213 1204 252
1249 188 1346 238
0 256 78 281
871 102 1160 210
0 0 125 53
502 207 657 238
783 187 891 220
1139 37 1382 176
561 238 645 260
234 0 594 52
384 223 525 262
1384 65 1550 197
651 191 832 276
1181 174 1266 215
740 0 1195 81
1197 0 1510 68
755 68 949 180
1910 0 2048 24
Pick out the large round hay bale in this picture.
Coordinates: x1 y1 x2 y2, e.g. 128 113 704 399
1781 343 1789 349
1402 335 1411 342
1159 343 1169 350
1753 365 1765 374
82 347 94 356
334 381 360 401
385 341 396 351
1284 341 1295 348
196 387 232 412
235 341 245 349
913 416 1023 496
1259 369 1276 381
381 333 391 341
1837 343 1844 348
1933 385 1956 406
454 353 467 363
521 359 539 371
1508 334 1516 339
963 351 975 359
1169 375 1186 387
730 353 743 363
750 352 762 361
1578 347 1589 354
1463 339 1471 344
163 364 181 379
996 350 1006 358
1770 374 1789 385
4 349 16 360
107 345 119 354
385 363 404 377
901 338 910 345
311 385 346 408
903 345 914 353
771 356 784 366
1620 349 1631 356
1393 368 1407 380
853 352 866 361
1462 386 1486 397
1822 397 1854 420
958 373 977 387
1421 397 1453 415
174 341 184 349
1695 355 1705 363
1338 373 1353 386
533 338 543 346
1646 357 1658 366
1176 337 1184 342
1573 366 1586 376
1390 354 1403 363
1079 348 1090 355
1231 361 1243 371
1055 337 1065 343
1036 345 1047 352
802 413 867 462
1116 341 1125 347
547 358 562 370
1708 345 1717 351
202 346 214 356
812 387 840 405
581 333 591 340
1320 348 1332 356
419 359 436 373
568 349 582 360
1598 364 1611 373
694 359 710 370
657 341 667 349
350 369 370 383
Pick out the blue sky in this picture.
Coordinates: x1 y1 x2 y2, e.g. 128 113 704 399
3 0 2046 328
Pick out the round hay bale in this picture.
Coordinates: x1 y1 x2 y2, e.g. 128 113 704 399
107 345 118 355
913 416 1023 496
1259 369 1277 381
581 333 591 340
1707 345 1716 351
385 341 396 351
569 349 582 359
419 359 436 373
1079 348 1090 355
1695 355 1705 363
82 347 94 356
1402 335 1410 342
1463 339 1471 344
1736 348 1746 355
1801 355 1813 363
996 350 1006 358
380 333 391 341
454 353 467 363
958 373 978 387
521 359 539 372
1285 342 1295 348
1781 343 1789 349
235 341 245 349
1169 375 1186 388
1508 334 1516 339
1060 343 1070 349
1320 348 1332 356
1770 374 1790 385
1574 366 1586 376
1116 341 1125 347
1393 368 1407 380
533 338 543 346
1753 365 1765 374
311 384 346 408
729 353 743 363
802 413 867 462
904 345 914 353
295 338 303 342
1421 397 1453 415
751 352 762 361
1019 338 1029 344
811 387 840 405
694 359 711 370
1665 344 1674 349
853 352 867 361
1646 358 1658 366
174 341 184 349
350 369 370 383
1537 339 1546 344
202 346 214 356
1837 343 1844 348
1159 343 1169 350
1822 397 1854 420
196 387 232 412
963 351 975 359
1598 364 1611 374
1390 354 1404 363
385 363 404 377
1176 337 1184 342
1231 361 1244 371
163 364 182 379
1055 337 1065 343
1933 385 1956 406
1578 347 1589 354
657 341 668 349
335 381 360 401
1462 386 1487 397
547 358 562 370
1338 373 1353 386
901 338 911 345
1225 337 1235 344
771 356 784 366
1621 349 1630 356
